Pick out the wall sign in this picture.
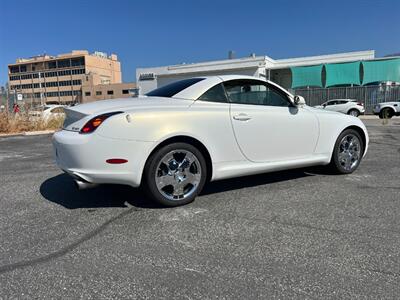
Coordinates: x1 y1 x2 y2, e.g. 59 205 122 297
139 73 156 81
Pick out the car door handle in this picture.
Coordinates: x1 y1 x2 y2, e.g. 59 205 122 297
233 113 252 121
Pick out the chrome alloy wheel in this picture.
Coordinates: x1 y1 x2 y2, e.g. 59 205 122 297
338 134 361 171
155 149 202 201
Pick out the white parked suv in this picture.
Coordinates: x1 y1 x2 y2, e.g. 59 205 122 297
373 102 400 119
314 99 365 117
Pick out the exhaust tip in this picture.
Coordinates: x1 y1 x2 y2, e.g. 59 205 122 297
75 180 97 190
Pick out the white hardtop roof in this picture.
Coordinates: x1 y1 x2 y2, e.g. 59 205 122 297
173 75 293 100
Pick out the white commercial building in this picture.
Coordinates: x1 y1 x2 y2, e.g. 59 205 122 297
136 50 376 94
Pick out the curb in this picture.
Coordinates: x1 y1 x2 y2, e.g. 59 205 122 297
359 115 377 120
0 130 55 138
24 130 56 136
0 132 25 138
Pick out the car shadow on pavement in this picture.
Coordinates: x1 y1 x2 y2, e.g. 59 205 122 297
41 167 329 209
40 173 161 209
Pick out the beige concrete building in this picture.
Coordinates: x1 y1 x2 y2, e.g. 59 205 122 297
81 82 137 102
8 50 122 104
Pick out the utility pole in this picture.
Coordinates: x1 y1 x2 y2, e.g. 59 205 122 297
39 72 44 108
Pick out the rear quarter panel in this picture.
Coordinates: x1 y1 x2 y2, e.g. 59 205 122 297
95 100 245 165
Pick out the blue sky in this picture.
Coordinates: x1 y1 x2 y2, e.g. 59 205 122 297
1 0 399 86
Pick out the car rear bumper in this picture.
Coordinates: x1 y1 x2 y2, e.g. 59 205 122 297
52 130 154 187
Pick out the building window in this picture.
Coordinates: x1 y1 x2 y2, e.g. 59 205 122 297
85 92 91 96
46 81 59 87
96 91 102 95
107 90 114 95
59 91 73 97
58 70 72 76
72 68 85 75
10 75 20 81
46 91 59 97
71 57 84 67
122 89 129 94
48 61 57 69
45 71 57 78
57 59 71 68
58 80 72 87
20 74 32 80
20 65 27 73
21 84 33 89
10 66 20 73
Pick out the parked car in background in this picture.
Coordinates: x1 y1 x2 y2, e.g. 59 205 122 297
373 101 400 118
29 105 66 121
314 99 365 117
53 75 369 207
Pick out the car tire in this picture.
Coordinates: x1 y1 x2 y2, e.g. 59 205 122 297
142 142 207 207
379 108 394 119
348 109 360 117
330 129 364 174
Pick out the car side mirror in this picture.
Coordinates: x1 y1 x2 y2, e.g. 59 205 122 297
294 95 306 106
323 104 327 108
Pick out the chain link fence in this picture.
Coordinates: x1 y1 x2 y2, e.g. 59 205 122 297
292 84 400 113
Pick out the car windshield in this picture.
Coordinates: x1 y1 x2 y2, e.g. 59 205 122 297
146 78 205 98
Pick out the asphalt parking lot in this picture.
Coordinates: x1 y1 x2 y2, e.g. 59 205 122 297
0 118 399 299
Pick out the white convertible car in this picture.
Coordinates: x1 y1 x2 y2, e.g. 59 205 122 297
53 75 368 206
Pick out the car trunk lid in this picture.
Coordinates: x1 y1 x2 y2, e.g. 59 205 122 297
63 96 194 132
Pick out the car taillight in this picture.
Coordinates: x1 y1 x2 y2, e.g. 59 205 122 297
357 102 364 106
80 111 123 134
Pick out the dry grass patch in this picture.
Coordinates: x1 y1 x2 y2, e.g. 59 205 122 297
0 112 64 134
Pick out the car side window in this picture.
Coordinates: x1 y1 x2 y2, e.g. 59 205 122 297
326 101 335 106
197 83 228 103
223 79 289 107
